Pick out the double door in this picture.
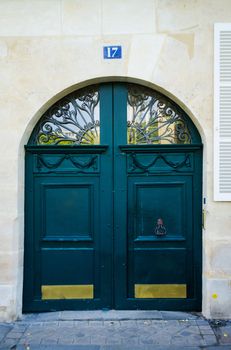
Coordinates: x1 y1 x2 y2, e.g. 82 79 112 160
23 84 202 312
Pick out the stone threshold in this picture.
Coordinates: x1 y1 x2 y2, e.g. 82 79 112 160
20 310 202 322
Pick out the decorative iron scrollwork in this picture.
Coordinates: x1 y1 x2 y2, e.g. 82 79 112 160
155 218 167 236
37 154 97 171
127 84 191 145
34 86 100 145
129 153 191 173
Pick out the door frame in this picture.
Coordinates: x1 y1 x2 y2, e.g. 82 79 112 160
23 82 203 312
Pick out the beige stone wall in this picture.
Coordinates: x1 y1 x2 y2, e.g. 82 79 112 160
0 0 231 321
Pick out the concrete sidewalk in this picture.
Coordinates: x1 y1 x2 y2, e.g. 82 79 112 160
0 311 231 349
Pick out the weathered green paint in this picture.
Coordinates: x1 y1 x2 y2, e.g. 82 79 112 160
23 83 202 312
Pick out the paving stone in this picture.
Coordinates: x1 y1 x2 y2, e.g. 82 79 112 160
136 319 152 326
19 334 42 343
106 336 123 345
101 347 201 350
0 346 206 350
203 334 218 345
0 311 223 349
121 336 139 345
90 334 107 345
103 320 120 327
11 322 27 328
199 325 215 335
73 336 92 345
213 325 231 345
196 319 208 325
17 346 100 350
117 320 137 326
38 321 59 327
20 313 39 322
58 337 75 345
151 320 164 326
5 331 24 339
0 337 17 346
186 335 205 346
36 312 61 321
171 336 190 345
0 324 13 342
179 319 197 326
139 336 161 345
73 321 89 327
169 320 187 326
58 320 75 327
27 322 46 328
89 321 104 327
24 328 54 337
41 337 59 345
180 325 201 334
204 347 231 349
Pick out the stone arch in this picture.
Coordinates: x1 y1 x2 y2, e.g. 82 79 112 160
18 77 204 315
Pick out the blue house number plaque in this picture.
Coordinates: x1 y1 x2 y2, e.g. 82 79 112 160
103 46 122 59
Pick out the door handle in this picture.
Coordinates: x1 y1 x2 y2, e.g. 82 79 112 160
154 218 167 236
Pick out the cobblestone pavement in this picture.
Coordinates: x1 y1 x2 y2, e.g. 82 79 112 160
0 311 230 349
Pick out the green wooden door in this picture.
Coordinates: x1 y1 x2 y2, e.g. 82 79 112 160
23 83 202 312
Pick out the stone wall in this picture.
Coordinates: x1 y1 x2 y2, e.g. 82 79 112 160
0 0 231 321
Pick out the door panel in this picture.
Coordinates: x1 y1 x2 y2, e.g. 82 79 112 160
35 176 98 301
24 83 202 312
24 145 113 311
133 248 187 284
41 182 96 240
115 143 202 310
127 175 192 303
129 179 190 240
41 249 94 300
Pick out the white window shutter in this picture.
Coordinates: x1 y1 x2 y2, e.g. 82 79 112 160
214 24 231 200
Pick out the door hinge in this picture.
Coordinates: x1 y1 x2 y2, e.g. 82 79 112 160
202 209 206 229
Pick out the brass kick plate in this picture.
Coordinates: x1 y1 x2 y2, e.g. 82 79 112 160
42 285 94 300
135 284 187 298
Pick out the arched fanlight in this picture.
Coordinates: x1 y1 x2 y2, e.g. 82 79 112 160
127 84 192 145
29 83 200 146
31 85 100 145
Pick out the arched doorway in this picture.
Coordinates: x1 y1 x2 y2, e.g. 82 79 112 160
23 83 202 312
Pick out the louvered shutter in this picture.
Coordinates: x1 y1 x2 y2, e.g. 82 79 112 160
214 24 231 200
